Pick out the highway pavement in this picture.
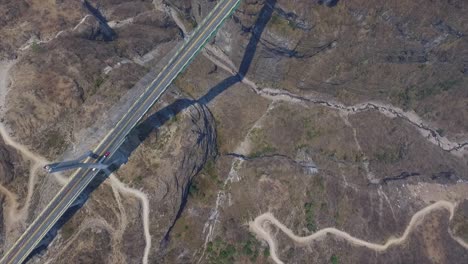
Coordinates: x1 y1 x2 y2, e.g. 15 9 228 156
0 0 240 262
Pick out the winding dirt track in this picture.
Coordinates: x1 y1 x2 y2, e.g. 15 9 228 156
108 174 152 264
249 201 468 264
1 4 466 263
0 125 152 263
0 124 52 243
194 30 468 157
0 12 156 260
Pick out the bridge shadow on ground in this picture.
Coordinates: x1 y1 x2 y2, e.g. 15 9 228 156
82 0 116 41
318 0 340 7
26 0 275 261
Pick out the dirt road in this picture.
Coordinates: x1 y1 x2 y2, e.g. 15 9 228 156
249 200 467 264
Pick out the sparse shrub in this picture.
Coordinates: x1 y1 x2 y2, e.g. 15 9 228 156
94 76 105 89
374 143 407 163
436 128 445 136
219 244 236 262
354 152 364 162
242 240 254 256
304 202 317 232
44 130 66 156
269 14 282 27
190 19 198 29
330 254 339 264
202 159 217 180
61 223 75 240
416 79 461 100
207 241 214 253
269 14 297 35
250 249 259 262
31 41 44 53
303 117 321 141
189 183 199 196
396 87 414 111
134 175 143 184
249 145 277 158
439 79 460 91
248 128 277 158
205 235 265 263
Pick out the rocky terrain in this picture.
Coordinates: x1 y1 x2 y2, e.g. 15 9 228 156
0 0 467 263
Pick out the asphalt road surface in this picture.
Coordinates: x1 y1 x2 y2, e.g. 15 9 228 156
0 0 240 263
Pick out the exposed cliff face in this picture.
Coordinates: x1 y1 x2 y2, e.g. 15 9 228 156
452 200 468 243
4 6 180 159
157 1 468 263
0 138 17 186
0 0 84 60
0 136 30 252
214 0 468 139
0 135 30 198
29 91 218 263
160 60 468 262
118 98 218 260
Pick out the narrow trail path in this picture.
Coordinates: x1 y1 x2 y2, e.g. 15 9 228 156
0 60 15 116
194 31 468 157
0 184 20 233
19 15 92 51
0 123 53 243
170 10 468 264
0 20 152 259
0 123 152 263
198 101 276 263
108 174 152 264
43 217 116 264
0 124 47 164
0 6 158 262
249 200 468 264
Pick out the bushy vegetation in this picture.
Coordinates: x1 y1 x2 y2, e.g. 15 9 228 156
374 143 408 164
203 159 217 181
269 14 298 35
302 117 321 140
31 41 44 53
189 182 199 196
205 235 266 263
330 254 339 264
94 76 105 89
44 129 67 157
395 79 462 111
187 159 221 204
304 202 317 231
249 145 277 158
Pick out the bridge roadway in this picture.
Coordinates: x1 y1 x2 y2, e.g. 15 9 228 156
0 0 240 262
